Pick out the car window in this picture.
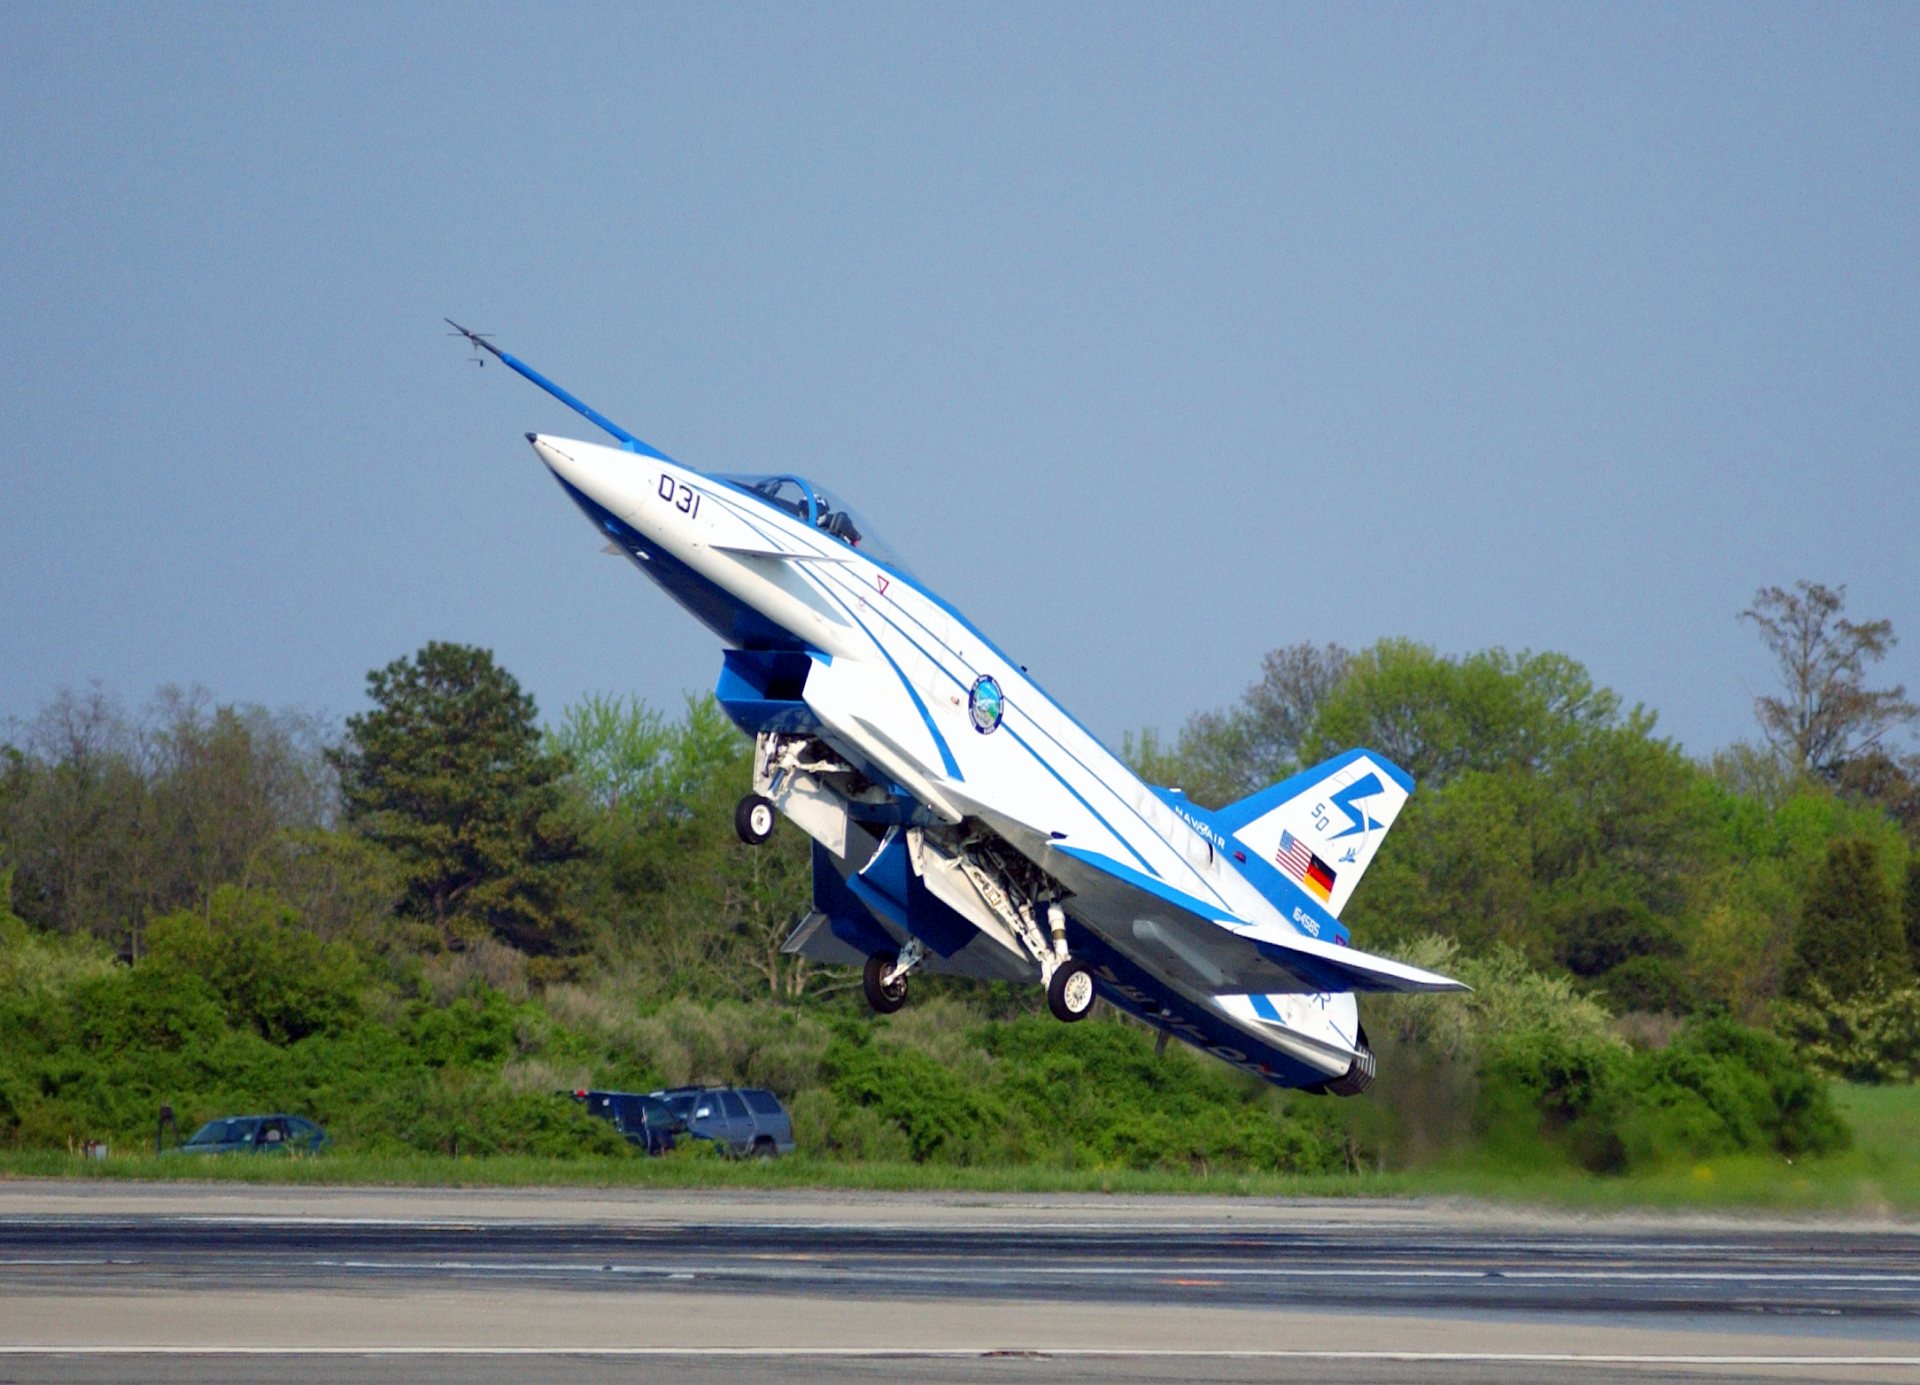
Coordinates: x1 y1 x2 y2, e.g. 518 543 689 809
719 1091 747 1121
188 1118 259 1146
639 1097 683 1131
743 1090 782 1116
259 1119 289 1144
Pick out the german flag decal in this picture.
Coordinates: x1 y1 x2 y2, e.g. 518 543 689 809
1276 829 1337 905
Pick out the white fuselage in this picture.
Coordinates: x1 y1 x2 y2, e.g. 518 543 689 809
531 434 1362 1077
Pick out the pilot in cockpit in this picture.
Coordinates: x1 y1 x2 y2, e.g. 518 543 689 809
819 508 861 547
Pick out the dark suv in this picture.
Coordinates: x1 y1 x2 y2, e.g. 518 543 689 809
565 1089 682 1155
650 1086 795 1157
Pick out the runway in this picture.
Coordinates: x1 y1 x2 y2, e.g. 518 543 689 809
2 1182 1917 1382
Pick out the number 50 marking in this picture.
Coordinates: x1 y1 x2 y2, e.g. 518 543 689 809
658 474 700 518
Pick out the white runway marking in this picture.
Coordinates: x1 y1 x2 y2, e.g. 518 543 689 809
3 1347 1919 1365
306 1255 1920 1286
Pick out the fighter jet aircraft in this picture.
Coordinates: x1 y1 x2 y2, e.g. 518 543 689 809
451 323 1464 1095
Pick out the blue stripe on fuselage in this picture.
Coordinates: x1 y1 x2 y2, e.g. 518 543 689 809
551 475 801 650
808 563 1161 878
705 491 963 782
1063 918 1331 1091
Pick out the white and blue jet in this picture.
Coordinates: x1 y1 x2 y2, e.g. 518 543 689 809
452 323 1464 1095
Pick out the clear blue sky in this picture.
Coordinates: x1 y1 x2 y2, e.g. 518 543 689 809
4 3 1916 761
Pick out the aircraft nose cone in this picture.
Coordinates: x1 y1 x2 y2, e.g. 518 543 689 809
527 434 642 526
526 432 572 475
527 433 601 496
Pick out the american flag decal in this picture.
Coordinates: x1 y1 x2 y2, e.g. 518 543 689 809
1276 829 1337 905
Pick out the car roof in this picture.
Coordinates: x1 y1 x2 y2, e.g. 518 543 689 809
582 1089 666 1100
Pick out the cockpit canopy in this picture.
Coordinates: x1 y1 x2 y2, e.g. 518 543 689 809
716 473 913 575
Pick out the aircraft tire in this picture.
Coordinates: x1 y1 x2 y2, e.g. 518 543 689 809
1324 1024 1377 1097
735 794 776 845
1047 959 1097 1023
863 952 909 1014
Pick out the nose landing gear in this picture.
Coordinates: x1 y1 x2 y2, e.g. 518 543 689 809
735 793 776 845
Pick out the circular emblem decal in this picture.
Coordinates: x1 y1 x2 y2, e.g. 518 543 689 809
968 674 1004 734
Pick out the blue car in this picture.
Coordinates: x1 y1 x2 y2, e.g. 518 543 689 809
649 1086 795 1158
565 1089 683 1155
173 1114 327 1156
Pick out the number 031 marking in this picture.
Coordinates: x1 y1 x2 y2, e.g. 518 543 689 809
658 474 700 518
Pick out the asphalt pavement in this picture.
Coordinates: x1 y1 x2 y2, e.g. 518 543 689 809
1 1182 1917 1383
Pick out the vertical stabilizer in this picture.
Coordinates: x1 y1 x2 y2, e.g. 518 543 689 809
1212 748 1413 919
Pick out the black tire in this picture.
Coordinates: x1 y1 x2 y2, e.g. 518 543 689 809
751 1137 776 1160
1047 959 1096 1022
735 793 776 845
862 952 909 1014
1324 1023 1376 1097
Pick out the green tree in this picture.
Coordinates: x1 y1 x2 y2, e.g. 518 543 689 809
0 687 158 950
1303 642 1632 788
1785 837 1908 1002
556 694 820 1000
1905 857 1920 975
548 693 674 814
329 643 582 958
1277 642 1701 969
1161 642 1350 806
143 885 364 1044
0 686 333 956
145 687 334 902
1741 581 1917 781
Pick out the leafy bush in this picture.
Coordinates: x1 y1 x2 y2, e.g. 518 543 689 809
1596 955 1695 1016
1478 1016 1847 1173
1775 980 1920 1084
823 1030 1007 1164
144 887 364 1043
631 998 830 1093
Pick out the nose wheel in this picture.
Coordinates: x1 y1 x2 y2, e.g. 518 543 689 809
735 793 776 845
1047 958 1096 1022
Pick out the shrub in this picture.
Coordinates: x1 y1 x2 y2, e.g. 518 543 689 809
144 887 364 1043
1617 1018 1849 1161
1775 979 1920 1084
1596 955 1695 1016
823 1032 1005 1165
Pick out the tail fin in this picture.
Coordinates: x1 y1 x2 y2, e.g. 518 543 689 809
1214 748 1413 919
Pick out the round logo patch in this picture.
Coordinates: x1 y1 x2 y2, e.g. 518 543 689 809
968 675 1004 734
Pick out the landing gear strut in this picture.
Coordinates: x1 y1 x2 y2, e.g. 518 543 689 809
735 793 775 845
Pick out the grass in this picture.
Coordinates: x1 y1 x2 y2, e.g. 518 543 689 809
1361 1080 1920 1215
5 1083 1915 1214
0 1147 1415 1199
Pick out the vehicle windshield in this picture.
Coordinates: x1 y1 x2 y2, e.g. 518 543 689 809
656 1091 698 1123
716 473 913 575
186 1118 258 1146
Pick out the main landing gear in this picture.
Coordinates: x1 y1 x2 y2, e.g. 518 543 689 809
862 939 924 1015
1047 958 1096 1023
735 793 776 845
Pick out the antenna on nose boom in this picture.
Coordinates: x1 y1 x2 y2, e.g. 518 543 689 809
442 317 669 461
445 319 500 367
